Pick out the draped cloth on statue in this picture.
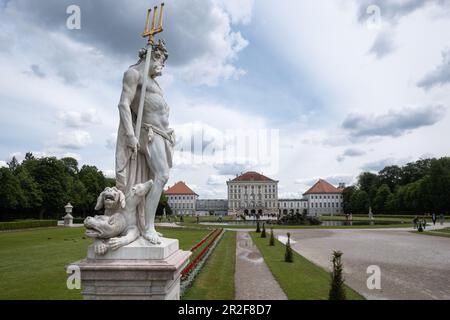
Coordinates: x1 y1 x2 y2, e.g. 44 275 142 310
115 115 175 233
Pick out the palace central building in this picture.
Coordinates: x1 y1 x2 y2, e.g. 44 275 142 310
227 172 279 216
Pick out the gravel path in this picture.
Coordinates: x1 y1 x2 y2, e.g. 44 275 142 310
235 232 287 300
279 226 450 300
155 222 182 228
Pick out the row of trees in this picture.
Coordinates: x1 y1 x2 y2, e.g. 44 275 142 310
343 158 450 215
0 152 173 221
0 153 116 221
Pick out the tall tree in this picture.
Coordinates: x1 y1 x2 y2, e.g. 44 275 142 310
0 167 25 215
7 156 20 173
61 157 79 176
342 186 356 214
357 172 379 204
79 165 107 214
349 190 370 213
400 159 432 185
156 193 171 216
14 166 43 212
425 158 450 213
373 184 392 214
378 165 402 190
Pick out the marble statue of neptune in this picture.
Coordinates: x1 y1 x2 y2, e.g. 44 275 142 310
115 40 174 245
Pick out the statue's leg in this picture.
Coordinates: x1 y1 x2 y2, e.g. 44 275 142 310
143 135 169 244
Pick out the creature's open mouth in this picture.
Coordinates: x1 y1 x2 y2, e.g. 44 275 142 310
104 194 115 201
85 226 102 238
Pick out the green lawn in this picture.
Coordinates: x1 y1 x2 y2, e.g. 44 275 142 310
0 226 208 300
250 232 364 300
183 232 236 300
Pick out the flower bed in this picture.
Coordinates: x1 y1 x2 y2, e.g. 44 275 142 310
190 228 220 252
180 228 225 296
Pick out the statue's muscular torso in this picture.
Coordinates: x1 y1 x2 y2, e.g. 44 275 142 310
129 66 170 132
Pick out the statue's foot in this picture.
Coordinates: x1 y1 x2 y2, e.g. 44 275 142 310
109 237 128 251
94 241 108 255
143 229 162 245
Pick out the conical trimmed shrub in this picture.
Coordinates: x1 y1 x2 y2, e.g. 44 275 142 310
329 251 347 300
261 223 267 238
256 221 261 233
269 228 275 246
284 232 293 263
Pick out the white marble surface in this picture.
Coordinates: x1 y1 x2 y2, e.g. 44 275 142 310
74 249 192 300
87 237 179 261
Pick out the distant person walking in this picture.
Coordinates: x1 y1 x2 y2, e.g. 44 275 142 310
413 216 419 229
432 213 437 226
440 213 445 226
422 218 427 230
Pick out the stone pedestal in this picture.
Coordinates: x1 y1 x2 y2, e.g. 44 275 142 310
63 213 73 227
71 237 191 300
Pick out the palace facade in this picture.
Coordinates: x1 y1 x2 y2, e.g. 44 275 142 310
166 173 345 217
227 172 279 216
278 199 309 215
196 199 228 216
165 181 198 216
303 179 345 216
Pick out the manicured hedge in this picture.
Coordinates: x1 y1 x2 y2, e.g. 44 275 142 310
0 220 58 231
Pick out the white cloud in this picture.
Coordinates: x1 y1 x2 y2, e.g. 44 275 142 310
58 109 101 128
29 64 46 78
3 0 253 87
369 30 396 59
337 148 367 162
177 30 248 86
8 152 24 163
356 0 450 24
342 105 447 140
103 169 115 179
1 0 449 200
217 0 255 25
418 49 450 90
105 133 117 150
207 174 233 186
361 157 412 172
57 130 93 150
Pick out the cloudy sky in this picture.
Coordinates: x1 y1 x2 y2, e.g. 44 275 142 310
1 0 449 199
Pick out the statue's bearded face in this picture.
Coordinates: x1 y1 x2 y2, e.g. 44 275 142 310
150 49 166 78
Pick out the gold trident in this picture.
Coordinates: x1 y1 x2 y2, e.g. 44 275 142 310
142 3 165 45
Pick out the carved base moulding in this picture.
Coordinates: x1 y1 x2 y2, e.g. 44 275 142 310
72 240 191 300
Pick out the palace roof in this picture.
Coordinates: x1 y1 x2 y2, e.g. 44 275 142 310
231 171 277 182
303 179 343 195
165 181 198 196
